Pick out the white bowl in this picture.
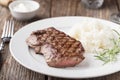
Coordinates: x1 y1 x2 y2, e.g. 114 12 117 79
9 1 40 21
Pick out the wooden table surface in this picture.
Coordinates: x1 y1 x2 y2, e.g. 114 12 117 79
0 0 120 80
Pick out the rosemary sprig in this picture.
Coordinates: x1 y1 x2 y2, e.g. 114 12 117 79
95 29 120 64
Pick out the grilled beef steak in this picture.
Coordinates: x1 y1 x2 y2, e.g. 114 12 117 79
26 27 85 68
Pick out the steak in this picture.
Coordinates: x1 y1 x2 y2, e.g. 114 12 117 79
26 27 85 68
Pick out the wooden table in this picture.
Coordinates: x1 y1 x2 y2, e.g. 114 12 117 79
0 0 120 80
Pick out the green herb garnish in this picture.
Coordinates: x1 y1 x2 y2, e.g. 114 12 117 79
95 29 120 64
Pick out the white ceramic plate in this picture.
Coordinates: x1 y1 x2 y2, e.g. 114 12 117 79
10 16 120 79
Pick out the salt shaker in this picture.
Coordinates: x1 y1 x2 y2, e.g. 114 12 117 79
81 0 104 9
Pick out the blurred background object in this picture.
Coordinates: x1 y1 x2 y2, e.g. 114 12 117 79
0 0 14 7
9 0 40 21
81 0 104 9
110 13 120 24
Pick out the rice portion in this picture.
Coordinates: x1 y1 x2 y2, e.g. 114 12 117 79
69 20 114 53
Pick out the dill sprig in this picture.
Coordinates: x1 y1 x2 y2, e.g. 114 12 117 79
95 29 120 64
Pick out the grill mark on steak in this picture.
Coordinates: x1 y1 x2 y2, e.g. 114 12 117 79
26 27 85 67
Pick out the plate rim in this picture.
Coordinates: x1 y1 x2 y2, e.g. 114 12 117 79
10 16 120 79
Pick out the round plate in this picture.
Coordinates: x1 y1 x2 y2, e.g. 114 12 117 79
10 16 120 79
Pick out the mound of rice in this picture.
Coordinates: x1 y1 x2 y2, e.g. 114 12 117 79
69 20 114 53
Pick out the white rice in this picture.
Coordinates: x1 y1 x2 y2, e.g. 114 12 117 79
69 20 114 53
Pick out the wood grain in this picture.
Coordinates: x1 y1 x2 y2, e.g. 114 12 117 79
0 6 11 72
51 0 78 17
76 0 118 20
0 56 45 80
117 0 120 11
35 0 51 19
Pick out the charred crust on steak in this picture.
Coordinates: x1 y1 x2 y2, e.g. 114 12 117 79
26 27 85 67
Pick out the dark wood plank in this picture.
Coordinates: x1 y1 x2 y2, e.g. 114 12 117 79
76 0 118 20
117 0 120 11
44 72 120 80
51 0 78 17
35 0 51 19
0 56 45 80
